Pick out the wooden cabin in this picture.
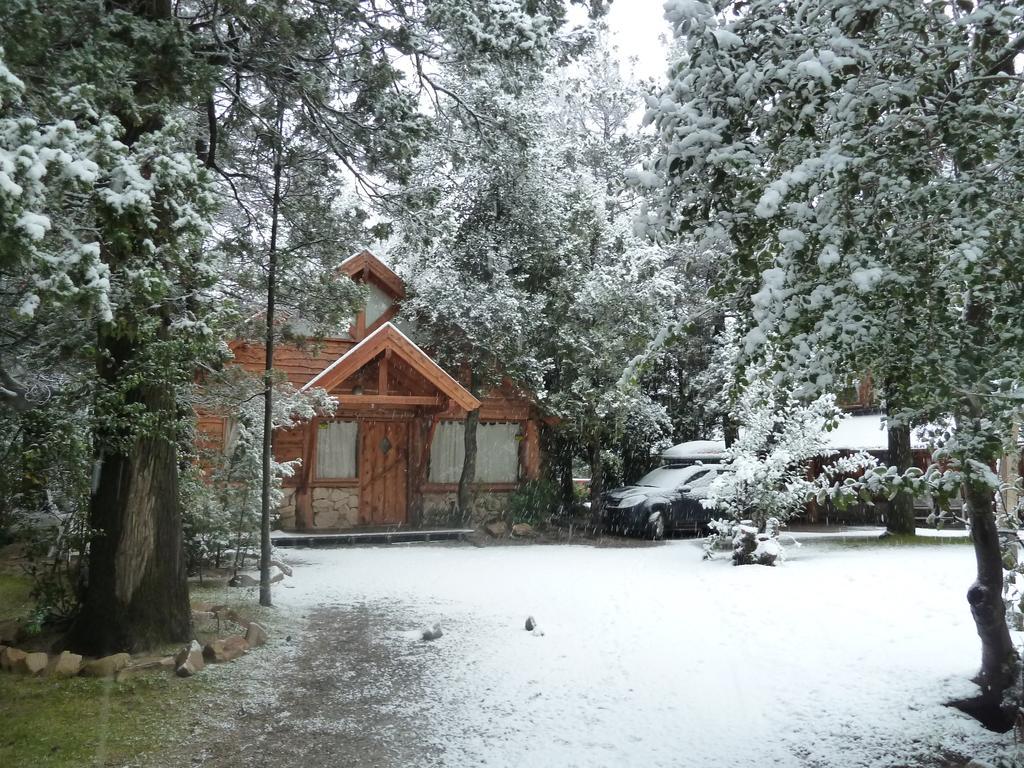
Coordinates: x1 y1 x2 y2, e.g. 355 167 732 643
198 250 544 531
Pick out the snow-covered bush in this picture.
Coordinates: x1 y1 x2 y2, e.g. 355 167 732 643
702 371 841 531
703 517 785 566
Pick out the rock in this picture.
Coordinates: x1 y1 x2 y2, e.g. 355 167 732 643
0 646 26 672
524 616 536 632
203 636 250 663
421 623 443 641
270 558 293 577
245 622 269 648
215 607 250 630
115 656 173 682
269 566 285 584
228 573 259 587
81 652 132 678
18 652 48 676
175 641 204 677
485 521 508 538
511 523 535 537
49 651 82 677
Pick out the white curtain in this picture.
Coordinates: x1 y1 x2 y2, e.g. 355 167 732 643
428 421 520 483
429 421 464 483
316 421 358 478
477 422 520 482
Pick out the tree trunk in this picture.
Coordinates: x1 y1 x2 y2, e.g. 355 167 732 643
458 405 480 525
71 343 191 654
259 111 284 609
723 412 738 449
409 412 440 528
962 479 1017 719
886 418 915 534
549 431 575 512
589 438 605 533
70 0 191 655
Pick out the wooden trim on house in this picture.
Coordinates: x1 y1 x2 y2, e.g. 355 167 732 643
337 394 443 408
338 249 406 299
423 482 519 493
302 323 481 412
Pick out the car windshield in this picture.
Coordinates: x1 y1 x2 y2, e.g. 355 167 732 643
635 465 708 490
684 469 716 488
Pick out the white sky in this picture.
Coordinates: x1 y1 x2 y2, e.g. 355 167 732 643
594 0 673 82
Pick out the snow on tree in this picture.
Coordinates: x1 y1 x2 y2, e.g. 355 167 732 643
640 0 1024 719
395 42 694 522
185 369 335 575
2 0 221 653
702 365 841 530
1 0 610 651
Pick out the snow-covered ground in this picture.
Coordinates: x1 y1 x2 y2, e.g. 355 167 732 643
272 540 1014 767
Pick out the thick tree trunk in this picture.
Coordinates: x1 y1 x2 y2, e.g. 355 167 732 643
72 348 191 654
589 438 605 533
458 407 480 525
962 479 1017 718
70 0 192 655
886 419 915 534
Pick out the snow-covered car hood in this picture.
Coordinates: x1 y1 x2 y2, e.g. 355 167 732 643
604 486 673 505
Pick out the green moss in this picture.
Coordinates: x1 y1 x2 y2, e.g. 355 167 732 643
0 672 203 767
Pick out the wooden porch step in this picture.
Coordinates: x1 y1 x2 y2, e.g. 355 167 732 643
271 528 475 547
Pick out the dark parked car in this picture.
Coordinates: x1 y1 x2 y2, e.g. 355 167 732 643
602 464 727 539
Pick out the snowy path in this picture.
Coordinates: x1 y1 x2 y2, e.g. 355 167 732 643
188 541 1014 767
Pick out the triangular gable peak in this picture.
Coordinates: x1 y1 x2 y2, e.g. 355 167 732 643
339 250 406 340
302 322 480 412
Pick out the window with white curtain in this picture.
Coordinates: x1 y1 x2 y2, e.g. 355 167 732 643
316 421 358 479
429 421 464 483
428 421 520 484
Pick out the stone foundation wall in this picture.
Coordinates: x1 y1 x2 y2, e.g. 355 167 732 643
311 487 360 529
276 487 513 530
277 488 297 530
421 491 513 528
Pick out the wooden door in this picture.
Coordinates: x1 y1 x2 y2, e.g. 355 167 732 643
359 420 409 525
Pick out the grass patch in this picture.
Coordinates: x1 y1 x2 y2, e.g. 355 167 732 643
0 572 32 624
828 532 972 549
0 672 205 767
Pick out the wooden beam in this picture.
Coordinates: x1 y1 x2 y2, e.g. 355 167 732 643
379 348 390 395
338 394 442 407
304 325 481 412
354 308 366 341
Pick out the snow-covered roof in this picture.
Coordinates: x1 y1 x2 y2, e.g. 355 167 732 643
661 440 727 462
822 414 935 452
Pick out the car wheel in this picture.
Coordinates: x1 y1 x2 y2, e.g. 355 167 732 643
649 511 665 541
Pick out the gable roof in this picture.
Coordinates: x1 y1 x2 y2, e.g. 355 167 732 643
339 249 405 300
301 322 481 412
